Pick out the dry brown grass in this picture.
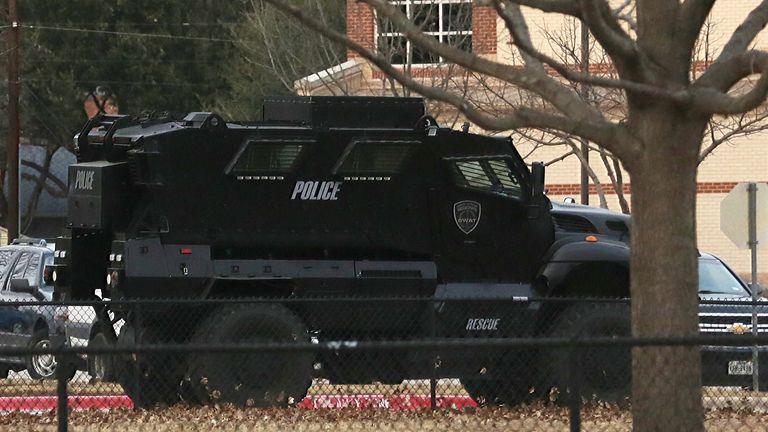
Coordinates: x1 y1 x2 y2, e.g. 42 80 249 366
1 401 768 431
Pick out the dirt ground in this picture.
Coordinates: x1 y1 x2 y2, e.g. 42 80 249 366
1 402 768 431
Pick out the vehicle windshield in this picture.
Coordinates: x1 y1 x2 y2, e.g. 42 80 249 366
699 259 749 296
0 250 14 279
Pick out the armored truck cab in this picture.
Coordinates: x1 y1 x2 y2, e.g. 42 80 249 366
48 97 630 408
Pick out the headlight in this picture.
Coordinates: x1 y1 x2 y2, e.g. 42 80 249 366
106 273 112 286
52 270 58 282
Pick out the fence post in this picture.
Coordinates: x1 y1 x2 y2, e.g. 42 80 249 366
133 301 142 409
568 345 582 432
429 298 437 410
56 351 69 432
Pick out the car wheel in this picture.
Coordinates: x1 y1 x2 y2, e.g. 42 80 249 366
27 329 74 380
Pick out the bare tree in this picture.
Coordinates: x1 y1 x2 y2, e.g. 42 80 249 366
264 1 768 430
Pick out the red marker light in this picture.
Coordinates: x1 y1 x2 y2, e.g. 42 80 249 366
180 248 193 255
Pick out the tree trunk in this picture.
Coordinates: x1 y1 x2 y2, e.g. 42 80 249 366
628 109 706 431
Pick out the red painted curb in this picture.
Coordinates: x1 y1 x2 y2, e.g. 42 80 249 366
0 394 477 412
298 395 477 409
0 395 133 411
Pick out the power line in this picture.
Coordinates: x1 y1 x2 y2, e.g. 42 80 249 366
23 22 238 27
20 24 237 43
21 78 222 88
25 59 224 64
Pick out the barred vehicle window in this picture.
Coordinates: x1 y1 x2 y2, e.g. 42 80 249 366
450 158 524 199
376 0 472 65
454 161 492 188
336 141 415 174
228 141 305 175
488 159 522 196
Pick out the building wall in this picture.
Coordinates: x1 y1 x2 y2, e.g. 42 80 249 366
308 1 768 276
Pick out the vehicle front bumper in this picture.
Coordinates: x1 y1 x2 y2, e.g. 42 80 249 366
701 345 768 388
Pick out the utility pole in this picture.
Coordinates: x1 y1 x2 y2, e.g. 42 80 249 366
579 22 590 205
6 0 19 241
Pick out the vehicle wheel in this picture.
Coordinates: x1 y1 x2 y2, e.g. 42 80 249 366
27 330 75 381
186 304 313 407
88 332 115 382
461 351 537 406
115 324 184 408
544 302 631 403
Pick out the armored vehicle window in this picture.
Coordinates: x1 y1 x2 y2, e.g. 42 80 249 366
335 141 415 175
227 140 306 175
455 161 493 188
450 158 523 199
487 160 522 195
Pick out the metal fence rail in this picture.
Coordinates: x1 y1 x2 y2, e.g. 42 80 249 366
0 297 763 431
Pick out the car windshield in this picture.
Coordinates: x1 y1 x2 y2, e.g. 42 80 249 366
699 259 749 296
0 250 14 278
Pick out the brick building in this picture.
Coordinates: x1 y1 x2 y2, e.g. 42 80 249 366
297 0 768 276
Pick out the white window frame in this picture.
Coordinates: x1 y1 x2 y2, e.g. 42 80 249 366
375 0 473 65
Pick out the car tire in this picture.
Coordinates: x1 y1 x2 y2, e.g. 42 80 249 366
27 329 75 381
186 304 313 407
544 302 632 404
88 332 115 382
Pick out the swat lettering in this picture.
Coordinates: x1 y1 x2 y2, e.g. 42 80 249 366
74 170 95 191
466 318 501 331
291 181 342 201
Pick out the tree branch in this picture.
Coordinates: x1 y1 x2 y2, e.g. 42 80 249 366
691 51 768 114
679 0 716 58
365 0 603 123
695 2 768 92
495 0 686 103
698 110 768 163
503 0 580 16
578 0 637 62
263 0 634 156
713 0 768 64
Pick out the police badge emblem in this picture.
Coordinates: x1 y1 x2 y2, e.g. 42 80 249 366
453 200 481 234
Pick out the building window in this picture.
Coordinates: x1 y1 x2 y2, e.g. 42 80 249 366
376 0 473 65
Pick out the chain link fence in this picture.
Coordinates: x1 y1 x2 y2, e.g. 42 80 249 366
0 297 765 431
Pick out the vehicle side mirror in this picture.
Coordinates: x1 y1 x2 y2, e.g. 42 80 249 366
528 162 545 219
531 162 545 204
10 278 34 294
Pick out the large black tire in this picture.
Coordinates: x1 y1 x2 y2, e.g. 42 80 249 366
186 304 313 407
27 329 75 381
115 324 185 408
461 351 537 406
544 302 631 403
88 332 116 382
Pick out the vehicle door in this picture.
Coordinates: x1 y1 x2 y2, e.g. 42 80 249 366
0 251 45 349
437 156 531 282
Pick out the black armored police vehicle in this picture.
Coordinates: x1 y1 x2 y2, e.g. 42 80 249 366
47 96 633 407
